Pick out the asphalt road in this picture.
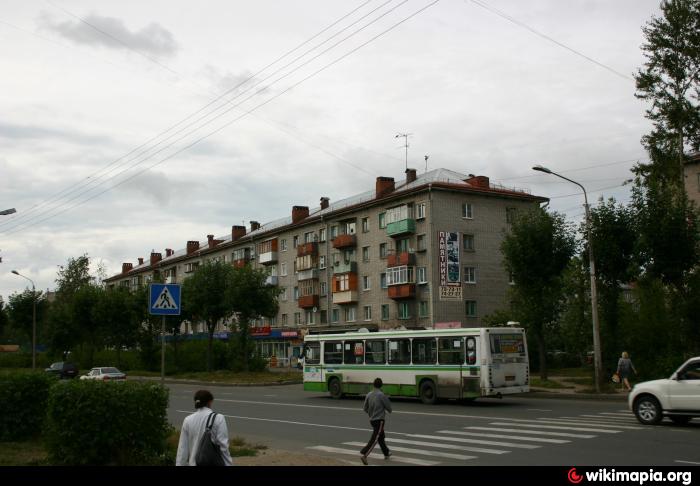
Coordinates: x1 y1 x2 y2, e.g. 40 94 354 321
167 383 700 467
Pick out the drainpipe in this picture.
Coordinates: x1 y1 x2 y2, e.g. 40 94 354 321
428 183 435 329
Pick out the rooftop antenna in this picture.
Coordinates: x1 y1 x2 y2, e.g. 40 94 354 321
424 155 429 173
395 133 412 171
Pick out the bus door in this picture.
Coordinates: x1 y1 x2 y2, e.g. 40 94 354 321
463 336 481 396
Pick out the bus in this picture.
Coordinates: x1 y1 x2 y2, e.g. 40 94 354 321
302 327 529 403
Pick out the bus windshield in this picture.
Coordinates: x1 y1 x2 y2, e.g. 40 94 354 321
489 333 525 356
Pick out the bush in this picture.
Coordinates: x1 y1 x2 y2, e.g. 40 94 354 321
0 371 54 441
44 380 170 465
0 353 51 369
173 340 229 372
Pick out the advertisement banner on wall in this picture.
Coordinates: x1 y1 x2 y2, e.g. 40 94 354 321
438 231 461 286
439 286 463 300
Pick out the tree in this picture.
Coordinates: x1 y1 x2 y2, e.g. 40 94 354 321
501 207 576 379
55 254 94 296
94 287 140 367
0 297 8 339
6 289 49 347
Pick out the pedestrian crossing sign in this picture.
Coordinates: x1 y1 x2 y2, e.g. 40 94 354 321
149 283 181 315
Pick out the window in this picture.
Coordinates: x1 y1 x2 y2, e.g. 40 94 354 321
362 217 369 233
305 342 320 364
319 228 326 242
293 286 299 300
299 279 317 297
364 305 372 321
438 338 464 364
396 238 410 253
380 273 387 289
281 314 288 326
304 231 315 243
319 255 326 269
324 341 343 364
330 226 338 239
362 276 371 291
379 243 388 258
419 301 429 317
417 267 427 284
342 221 356 235
365 340 386 364
412 338 437 364
398 302 411 319
269 265 278 277
462 203 473 219
281 239 288 251
464 266 476 284
378 212 386 229
679 361 700 380
362 246 370 262
293 235 299 248
294 312 301 325
334 273 352 292
343 340 364 364
280 262 287 276
281 288 288 301
295 254 315 271
345 306 357 322
320 281 327 296
386 204 412 224
416 202 426 219
320 310 327 324
388 339 411 364
417 234 426 251
331 308 340 323
185 262 200 273
381 304 390 320
463 234 475 251
305 311 315 325
466 300 477 317
386 266 415 285
506 207 517 224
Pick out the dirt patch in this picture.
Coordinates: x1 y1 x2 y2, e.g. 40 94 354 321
234 448 359 466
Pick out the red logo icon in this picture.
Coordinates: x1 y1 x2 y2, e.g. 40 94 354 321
568 468 583 484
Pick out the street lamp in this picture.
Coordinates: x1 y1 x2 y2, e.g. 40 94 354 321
0 208 16 216
532 165 603 393
11 270 37 371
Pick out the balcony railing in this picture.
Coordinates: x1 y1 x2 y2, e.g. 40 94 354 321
258 251 278 265
297 242 318 257
298 294 319 309
297 269 319 281
332 290 358 304
388 284 416 300
386 219 416 237
332 234 357 249
332 261 357 274
387 251 416 267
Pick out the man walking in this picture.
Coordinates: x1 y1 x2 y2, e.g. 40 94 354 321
360 378 392 465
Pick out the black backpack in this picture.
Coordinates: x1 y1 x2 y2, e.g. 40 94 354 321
195 412 225 466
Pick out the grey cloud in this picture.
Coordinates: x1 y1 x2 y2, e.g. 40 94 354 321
38 11 178 58
0 121 113 146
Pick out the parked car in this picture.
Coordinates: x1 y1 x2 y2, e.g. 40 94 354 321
629 356 700 425
45 362 79 379
80 367 127 381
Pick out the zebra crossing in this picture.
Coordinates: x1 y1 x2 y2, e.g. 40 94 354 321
306 409 642 466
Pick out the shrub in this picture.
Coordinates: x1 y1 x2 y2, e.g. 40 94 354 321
0 371 54 441
44 380 170 465
0 353 51 369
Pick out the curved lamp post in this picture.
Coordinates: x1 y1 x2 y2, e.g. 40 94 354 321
0 208 16 216
532 165 602 393
11 270 36 370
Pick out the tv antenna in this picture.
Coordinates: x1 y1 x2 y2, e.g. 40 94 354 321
424 155 429 173
395 133 412 171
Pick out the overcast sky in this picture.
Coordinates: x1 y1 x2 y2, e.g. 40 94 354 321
0 0 660 299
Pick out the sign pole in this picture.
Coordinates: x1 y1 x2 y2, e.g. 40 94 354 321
161 315 166 385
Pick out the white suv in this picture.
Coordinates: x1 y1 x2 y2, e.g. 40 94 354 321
629 357 700 425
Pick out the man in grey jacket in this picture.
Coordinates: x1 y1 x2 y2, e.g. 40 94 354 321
360 378 392 465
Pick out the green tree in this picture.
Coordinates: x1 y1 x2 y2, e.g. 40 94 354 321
6 289 49 347
0 297 8 339
94 287 140 368
557 258 592 366
501 208 576 379
55 254 94 296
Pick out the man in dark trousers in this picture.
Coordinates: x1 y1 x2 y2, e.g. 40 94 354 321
360 377 392 465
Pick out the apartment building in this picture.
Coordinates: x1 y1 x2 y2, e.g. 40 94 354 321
104 168 547 361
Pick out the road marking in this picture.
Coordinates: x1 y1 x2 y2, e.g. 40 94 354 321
531 418 643 430
343 442 476 461
490 422 621 433
403 434 509 454
569 415 637 422
263 395 277 397
435 431 541 448
384 437 501 452
599 412 634 417
466 426 595 439
444 430 570 444
307 446 438 466
527 409 552 412
675 460 700 465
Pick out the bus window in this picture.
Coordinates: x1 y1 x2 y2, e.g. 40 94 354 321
412 338 437 364
305 342 321 365
438 338 464 364
388 339 410 364
344 340 364 364
466 337 477 365
489 333 525 356
324 341 343 364
365 340 386 364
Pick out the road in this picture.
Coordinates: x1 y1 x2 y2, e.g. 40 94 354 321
166 383 700 467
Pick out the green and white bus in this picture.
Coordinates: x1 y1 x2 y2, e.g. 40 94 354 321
302 327 529 404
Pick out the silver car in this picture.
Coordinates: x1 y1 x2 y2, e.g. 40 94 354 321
80 367 127 381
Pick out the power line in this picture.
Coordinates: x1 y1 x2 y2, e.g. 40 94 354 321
495 156 645 182
548 182 631 200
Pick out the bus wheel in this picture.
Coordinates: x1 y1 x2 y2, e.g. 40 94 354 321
328 378 343 399
419 380 437 405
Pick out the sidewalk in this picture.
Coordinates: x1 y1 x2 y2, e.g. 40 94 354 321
526 375 630 401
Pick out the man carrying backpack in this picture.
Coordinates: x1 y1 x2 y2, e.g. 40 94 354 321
359 378 392 465
176 389 233 466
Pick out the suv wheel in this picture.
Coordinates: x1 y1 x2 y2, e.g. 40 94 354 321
634 395 663 425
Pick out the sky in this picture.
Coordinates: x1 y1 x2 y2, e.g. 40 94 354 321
0 0 660 300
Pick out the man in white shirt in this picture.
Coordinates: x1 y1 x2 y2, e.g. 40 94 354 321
176 390 234 466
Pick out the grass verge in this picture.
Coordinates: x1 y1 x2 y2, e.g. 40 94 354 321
529 377 575 389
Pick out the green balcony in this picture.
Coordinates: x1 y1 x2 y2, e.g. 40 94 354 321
386 218 416 237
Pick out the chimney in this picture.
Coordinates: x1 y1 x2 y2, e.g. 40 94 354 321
465 175 490 188
376 176 395 198
138 257 144 265
250 221 260 231
121 262 133 274
405 168 417 184
186 240 199 254
320 197 330 210
150 252 162 265
292 205 309 224
165 248 173 257
232 225 246 241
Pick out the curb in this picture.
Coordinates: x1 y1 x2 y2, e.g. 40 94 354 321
521 390 628 401
130 376 303 387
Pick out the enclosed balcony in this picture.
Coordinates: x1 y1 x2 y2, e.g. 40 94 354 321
298 294 319 309
297 242 318 257
387 251 416 267
332 290 358 305
386 219 416 237
388 284 416 300
258 239 278 265
297 268 319 281
332 261 357 274
332 234 357 249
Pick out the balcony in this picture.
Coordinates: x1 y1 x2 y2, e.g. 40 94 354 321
386 219 416 237
233 259 249 269
387 251 416 267
332 234 357 249
258 251 278 265
388 284 416 300
332 261 357 274
297 242 318 257
298 294 319 309
265 276 278 286
332 290 358 304
297 268 319 281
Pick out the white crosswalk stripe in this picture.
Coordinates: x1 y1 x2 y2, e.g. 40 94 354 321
531 419 643 430
576 414 637 422
403 434 510 454
436 431 541 448
386 437 500 453
307 445 439 466
466 426 596 438
449 430 571 444
343 442 476 461
600 412 634 417
490 422 621 434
